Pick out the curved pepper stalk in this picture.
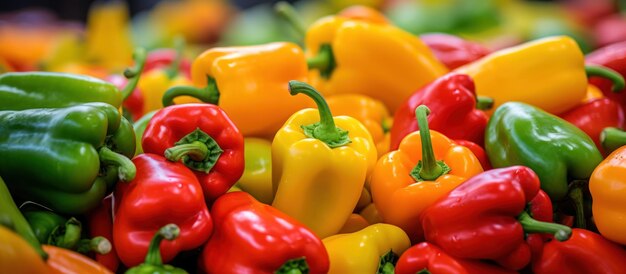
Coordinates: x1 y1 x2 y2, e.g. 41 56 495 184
125 224 187 274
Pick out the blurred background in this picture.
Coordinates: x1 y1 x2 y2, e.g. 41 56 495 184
0 0 623 73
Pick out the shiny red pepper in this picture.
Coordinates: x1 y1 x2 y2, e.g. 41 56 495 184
532 228 626 273
142 104 244 202
390 73 490 150
395 242 516 274
200 192 329 274
422 166 572 271
586 41 626 108
113 153 213 267
87 195 119 272
420 33 491 70
455 139 492 170
559 97 625 155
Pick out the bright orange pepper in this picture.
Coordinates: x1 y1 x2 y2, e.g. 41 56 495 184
582 84 604 103
43 245 113 274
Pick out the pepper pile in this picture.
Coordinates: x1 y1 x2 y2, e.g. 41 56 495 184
3 2 626 274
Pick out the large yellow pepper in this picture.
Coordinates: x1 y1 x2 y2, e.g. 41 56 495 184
166 42 311 139
455 36 624 115
272 81 377 238
138 69 198 114
233 138 274 204
305 14 447 112
0 226 48 274
590 146 626 245
323 224 411 274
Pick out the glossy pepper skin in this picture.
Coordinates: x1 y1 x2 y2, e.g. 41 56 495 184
486 102 603 207
419 33 491 70
167 42 311 139
586 41 626 109
233 138 273 204
142 103 244 202
0 103 136 214
560 98 625 155
455 139 492 170
0 225 48 274
272 81 377 238
395 242 516 274
371 106 483 241
87 196 119 272
305 14 447 112
113 154 213 267
201 192 330 274
422 166 573 270
43 245 113 274
322 224 411 274
589 146 626 244
532 229 626 273
390 73 490 150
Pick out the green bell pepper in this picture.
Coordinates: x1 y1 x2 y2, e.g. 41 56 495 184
0 103 136 215
125 224 188 274
233 138 273 204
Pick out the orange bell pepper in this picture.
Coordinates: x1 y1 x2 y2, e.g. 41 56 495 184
370 105 483 242
0 226 48 274
590 146 626 245
43 245 113 274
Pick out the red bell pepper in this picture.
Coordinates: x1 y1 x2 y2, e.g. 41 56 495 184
532 228 626 273
422 166 572 270
200 192 329 274
395 242 516 274
420 33 491 70
390 73 490 150
142 103 244 202
560 97 625 155
455 139 492 170
108 74 144 121
143 48 191 79
586 41 626 108
593 15 626 48
87 195 119 272
113 153 213 267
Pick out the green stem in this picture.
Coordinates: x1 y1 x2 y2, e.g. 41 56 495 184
568 181 587 229
77 236 111 255
417 270 432 274
162 76 220 107
121 48 148 99
288 80 351 148
98 146 136 182
275 257 309 274
475 96 494 110
144 224 180 266
585 65 625 92
410 105 450 181
165 141 208 162
165 36 186 79
518 211 572 241
274 1 306 40
306 44 335 79
48 217 81 250
601 127 626 154
377 250 398 274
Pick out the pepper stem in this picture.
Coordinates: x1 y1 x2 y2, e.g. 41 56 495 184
568 181 587 229
601 127 626 154
164 128 223 173
76 236 112 255
475 96 494 110
307 44 336 79
165 36 186 79
165 141 208 162
144 224 180 266
275 257 309 274
162 76 220 107
377 250 398 274
121 48 148 99
274 1 306 40
99 146 136 182
518 211 572 241
288 80 351 148
417 270 432 274
585 65 625 92
410 105 451 181
48 217 82 250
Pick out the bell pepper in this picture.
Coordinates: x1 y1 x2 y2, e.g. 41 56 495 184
272 81 377 238
600 127 626 154
164 42 311 139
87 196 119 272
143 49 191 78
233 138 273 204
132 110 157 156
559 98 625 155
336 5 389 24
84 1 133 71
326 94 392 158
43 245 113 274
531 229 626 273
338 213 370 234
455 36 625 115
582 84 604 103
113 153 213 267
125 224 188 274
422 166 573 270
455 139 492 170
304 13 448 112
371 105 483 241
322 223 411 274
0 225 48 274
419 33 491 70
359 203 383 225
200 192 330 274
395 242 517 274
486 102 603 228
0 103 136 214
390 73 491 150
142 104 244 202
589 145 626 244
586 41 626 109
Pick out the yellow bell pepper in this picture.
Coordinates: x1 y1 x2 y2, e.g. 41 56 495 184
359 203 383 225
323 224 411 274
582 84 604 103
455 36 624 115
138 70 198 114
590 146 626 245
338 213 370 234
0 226 48 274
84 1 133 71
272 81 377 238
305 14 447 112
233 138 274 204
166 42 312 139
